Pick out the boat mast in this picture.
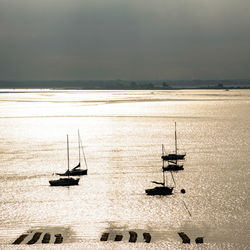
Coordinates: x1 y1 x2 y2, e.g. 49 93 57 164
175 122 177 155
162 144 165 187
78 129 81 166
162 168 165 187
80 134 88 170
67 135 69 178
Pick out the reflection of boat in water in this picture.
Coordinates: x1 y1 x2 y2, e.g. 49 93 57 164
161 122 185 171
56 130 88 176
49 135 79 186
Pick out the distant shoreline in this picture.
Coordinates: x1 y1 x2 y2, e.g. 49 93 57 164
0 87 249 90
0 79 250 90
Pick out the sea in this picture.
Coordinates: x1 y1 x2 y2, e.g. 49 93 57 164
0 89 249 249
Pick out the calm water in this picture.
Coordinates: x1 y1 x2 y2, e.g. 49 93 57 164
0 89 249 249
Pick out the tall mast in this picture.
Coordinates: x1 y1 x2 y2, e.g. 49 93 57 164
162 144 165 187
162 144 165 170
67 135 70 178
80 134 88 170
175 122 177 155
162 169 165 187
78 129 81 166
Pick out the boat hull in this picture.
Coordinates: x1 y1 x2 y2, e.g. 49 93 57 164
161 154 186 161
56 169 87 176
49 178 80 186
145 186 173 196
163 164 184 171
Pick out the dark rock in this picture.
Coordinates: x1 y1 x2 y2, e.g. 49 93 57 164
12 234 28 244
114 234 123 241
100 233 109 241
195 237 204 244
178 232 190 244
42 233 51 243
54 234 63 244
27 232 42 245
143 232 151 243
129 231 137 243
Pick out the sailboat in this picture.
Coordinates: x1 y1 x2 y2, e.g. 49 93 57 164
49 135 80 186
145 158 174 196
161 122 185 171
56 130 88 176
162 144 184 171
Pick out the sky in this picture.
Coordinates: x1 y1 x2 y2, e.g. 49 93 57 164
0 0 250 80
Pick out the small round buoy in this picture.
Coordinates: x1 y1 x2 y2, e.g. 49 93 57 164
181 189 186 194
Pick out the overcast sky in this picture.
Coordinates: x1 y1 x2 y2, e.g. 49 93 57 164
0 0 250 80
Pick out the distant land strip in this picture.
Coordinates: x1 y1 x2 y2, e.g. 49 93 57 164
0 115 214 120
0 79 250 90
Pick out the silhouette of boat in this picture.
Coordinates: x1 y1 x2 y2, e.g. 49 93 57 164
57 164 87 176
49 135 79 186
161 122 185 169
162 162 184 171
145 184 173 196
162 145 184 171
56 130 88 176
161 154 186 161
145 157 174 196
49 177 79 186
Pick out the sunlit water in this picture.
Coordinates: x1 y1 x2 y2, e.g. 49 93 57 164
0 89 249 249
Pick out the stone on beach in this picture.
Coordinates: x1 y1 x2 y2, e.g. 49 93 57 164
195 237 204 244
27 232 42 245
12 234 28 245
129 231 137 243
42 233 51 243
100 233 109 241
114 234 123 241
143 232 151 243
54 234 63 244
178 232 190 244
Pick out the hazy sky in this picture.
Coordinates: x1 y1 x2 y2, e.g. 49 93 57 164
1 0 250 80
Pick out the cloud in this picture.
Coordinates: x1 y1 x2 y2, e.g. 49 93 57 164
0 0 249 80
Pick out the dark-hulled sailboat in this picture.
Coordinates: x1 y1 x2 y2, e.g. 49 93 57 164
56 130 88 176
162 162 184 171
49 135 79 186
161 122 185 171
145 157 174 196
145 181 173 196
